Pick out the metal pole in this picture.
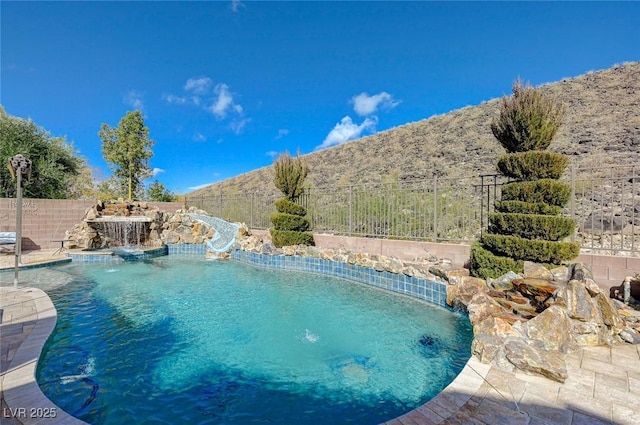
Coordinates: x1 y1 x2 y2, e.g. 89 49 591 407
433 175 438 242
570 160 576 243
14 170 22 288
250 192 254 229
348 185 353 236
632 166 636 253
480 175 485 238
9 155 30 288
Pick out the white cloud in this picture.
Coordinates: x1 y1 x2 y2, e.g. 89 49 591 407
316 116 377 150
265 150 279 159
184 77 213 95
162 93 187 105
188 173 222 192
352 91 400 116
209 83 244 119
151 168 165 177
188 182 215 191
124 90 144 110
230 117 251 135
164 77 246 132
275 129 289 140
210 84 231 117
193 132 206 142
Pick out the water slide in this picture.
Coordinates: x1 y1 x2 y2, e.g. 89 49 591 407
188 214 240 253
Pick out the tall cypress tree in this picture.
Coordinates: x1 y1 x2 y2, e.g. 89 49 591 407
470 80 579 279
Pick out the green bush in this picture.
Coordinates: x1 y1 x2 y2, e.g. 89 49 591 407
494 200 562 215
470 242 523 279
481 234 580 264
275 197 307 216
470 79 578 279
488 213 575 241
501 179 571 207
270 228 315 247
490 80 566 153
273 152 308 201
497 151 568 181
270 212 310 232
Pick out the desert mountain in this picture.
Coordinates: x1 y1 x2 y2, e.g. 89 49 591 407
189 62 640 197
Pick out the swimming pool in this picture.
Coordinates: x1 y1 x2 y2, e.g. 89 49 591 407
26 256 472 424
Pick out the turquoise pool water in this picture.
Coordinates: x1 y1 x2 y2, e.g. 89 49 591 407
26 256 472 424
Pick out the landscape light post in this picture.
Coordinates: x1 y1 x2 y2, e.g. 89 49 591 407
8 154 32 288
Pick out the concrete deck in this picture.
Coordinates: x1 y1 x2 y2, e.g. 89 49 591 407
0 249 70 273
1 252 639 424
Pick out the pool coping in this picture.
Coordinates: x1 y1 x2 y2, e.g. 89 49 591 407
0 286 87 424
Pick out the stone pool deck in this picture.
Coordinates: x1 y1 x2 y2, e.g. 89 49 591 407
0 250 70 273
1 253 640 424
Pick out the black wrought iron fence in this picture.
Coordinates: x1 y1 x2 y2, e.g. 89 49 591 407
569 164 639 255
185 163 640 256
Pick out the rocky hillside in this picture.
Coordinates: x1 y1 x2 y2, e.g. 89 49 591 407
190 62 640 197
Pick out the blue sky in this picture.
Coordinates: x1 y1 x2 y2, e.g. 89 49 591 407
2 1 639 194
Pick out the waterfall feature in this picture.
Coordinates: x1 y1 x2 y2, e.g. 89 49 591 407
85 217 153 248
189 214 240 253
99 221 148 247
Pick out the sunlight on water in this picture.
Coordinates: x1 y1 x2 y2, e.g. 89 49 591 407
28 257 473 425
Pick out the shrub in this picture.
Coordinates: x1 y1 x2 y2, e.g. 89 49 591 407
481 234 580 264
269 228 315 247
490 79 566 153
470 242 523 279
271 153 314 247
497 151 568 181
494 200 562 216
501 179 571 207
270 212 310 232
273 152 308 201
488 213 575 241
470 79 577 278
275 197 307 216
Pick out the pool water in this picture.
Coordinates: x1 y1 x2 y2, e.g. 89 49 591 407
27 256 472 424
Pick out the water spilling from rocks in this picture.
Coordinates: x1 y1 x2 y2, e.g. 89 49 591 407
90 218 151 247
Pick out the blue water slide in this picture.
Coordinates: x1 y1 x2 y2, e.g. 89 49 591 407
188 214 240 253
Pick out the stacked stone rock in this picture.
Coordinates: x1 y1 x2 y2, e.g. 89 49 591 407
269 198 314 248
444 261 640 382
66 204 214 249
161 208 216 244
67 201 168 249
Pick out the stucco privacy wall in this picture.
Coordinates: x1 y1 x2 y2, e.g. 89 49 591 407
251 230 638 290
0 198 184 250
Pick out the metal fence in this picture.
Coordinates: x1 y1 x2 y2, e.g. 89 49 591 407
185 163 640 256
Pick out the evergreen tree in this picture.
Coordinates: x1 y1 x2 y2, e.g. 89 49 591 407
99 110 154 200
471 80 579 279
147 180 177 202
269 152 314 247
